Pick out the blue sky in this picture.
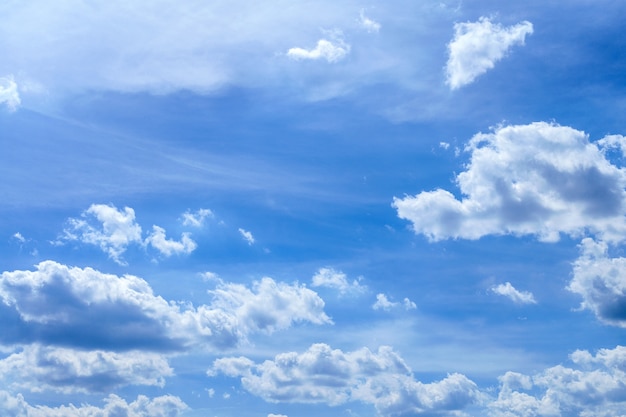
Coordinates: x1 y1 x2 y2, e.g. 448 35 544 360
2 1 626 416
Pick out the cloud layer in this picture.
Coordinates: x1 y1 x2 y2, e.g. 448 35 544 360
209 343 479 416
394 122 626 243
446 17 533 89
0 261 330 352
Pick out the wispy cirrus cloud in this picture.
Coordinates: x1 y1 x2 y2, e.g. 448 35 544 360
446 17 533 89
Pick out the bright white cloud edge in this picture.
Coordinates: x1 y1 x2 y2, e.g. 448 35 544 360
446 17 533 89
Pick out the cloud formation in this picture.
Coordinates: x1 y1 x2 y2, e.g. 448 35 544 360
61 204 142 264
0 261 330 352
0 75 20 111
446 17 533 89
0 345 172 393
394 122 626 243
287 39 350 63
144 225 197 257
311 267 366 295
0 392 187 417
238 228 255 245
489 345 626 417
359 10 381 33
181 208 213 227
491 282 536 305
569 238 626 327
209 343 479 416
372 293 416 311
60 204 200 263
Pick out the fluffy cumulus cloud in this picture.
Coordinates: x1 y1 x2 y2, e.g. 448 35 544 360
0 261 330 352
144 225 197 257
0 392 187 417
394 122 626 243
446 17 533 89
372 293 416 311
0 345 172 393
0 75 20 111
208 343 479 416
311 267 366 295
60 204 142 264
60 204 199 263
287 38 350 63
489 345 626 417
569 238 626 327
491 282 536 305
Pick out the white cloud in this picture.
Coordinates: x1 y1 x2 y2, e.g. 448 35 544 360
238 228 255 245
61 204 199 262
181 208 213 227
394 122 626 243
209 343 479 416
0 392 187 417
359 10 381 33
0 261 330 352
0 75 20 111
0 345 172 393
491 282 537 305
569 238 626 327
439 141 450 150
446 17 533 89
489 345 626 417
12 232 26 243
287 38 350 63
268 414 288 417
145 225 197 257
372 293 416 311
311 267 366 295
61 204 143 264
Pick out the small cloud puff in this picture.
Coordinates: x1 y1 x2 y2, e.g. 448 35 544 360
372 293 416 311
238 228 255 245
287 38 350 63
311 267 366 295
145 225 197 257
491 282 536 305
181 208 213 227
446 17 533 89
359 10 381 33
0 75 20 111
